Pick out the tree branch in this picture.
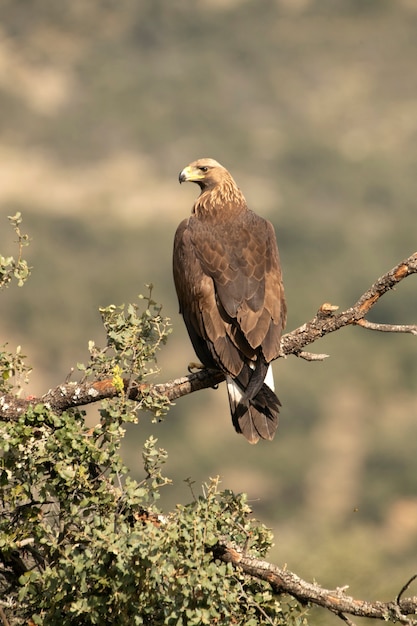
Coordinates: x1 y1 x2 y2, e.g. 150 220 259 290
213 541 417 625
1 251 416 421
279 251 417 357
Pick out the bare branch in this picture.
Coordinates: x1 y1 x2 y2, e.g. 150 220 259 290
279 251 417 357
213 541 417 624
0 370 227 421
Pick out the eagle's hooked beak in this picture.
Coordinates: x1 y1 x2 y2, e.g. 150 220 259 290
179 166 192 184
179 165 206 184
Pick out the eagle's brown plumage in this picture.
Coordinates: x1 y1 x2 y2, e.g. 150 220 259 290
173 158 286 443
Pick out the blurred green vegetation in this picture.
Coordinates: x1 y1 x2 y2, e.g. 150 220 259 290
1 1 417 623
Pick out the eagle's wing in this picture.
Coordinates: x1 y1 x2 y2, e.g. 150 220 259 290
173 218 243 376
174 210 286 377
191 211 285 361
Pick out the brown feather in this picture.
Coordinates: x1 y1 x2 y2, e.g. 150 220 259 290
173 158 286 443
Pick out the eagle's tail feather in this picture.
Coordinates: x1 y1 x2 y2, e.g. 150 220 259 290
226 369 281 444
239 359 269 403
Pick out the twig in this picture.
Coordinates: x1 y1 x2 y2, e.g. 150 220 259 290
356 319 417 334
397 574 417 605
336 612 357 626
297 351 330 361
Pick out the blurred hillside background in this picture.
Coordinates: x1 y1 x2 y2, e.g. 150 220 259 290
1 0 417 622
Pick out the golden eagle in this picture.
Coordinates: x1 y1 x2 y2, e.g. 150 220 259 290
173 158 286 443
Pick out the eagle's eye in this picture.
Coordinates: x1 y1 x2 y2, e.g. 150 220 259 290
198 166 208 173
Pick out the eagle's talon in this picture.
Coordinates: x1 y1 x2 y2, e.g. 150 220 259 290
188 361 205 373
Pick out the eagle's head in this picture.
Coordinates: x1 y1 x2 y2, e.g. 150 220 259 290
179 158 228 191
